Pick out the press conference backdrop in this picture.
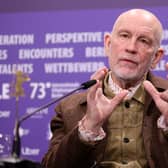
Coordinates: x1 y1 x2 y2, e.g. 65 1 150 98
0 5 168 162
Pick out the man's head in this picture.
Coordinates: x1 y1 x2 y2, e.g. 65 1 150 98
104 9 164 88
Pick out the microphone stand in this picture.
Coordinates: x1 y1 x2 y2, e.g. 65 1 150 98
0 79 96 164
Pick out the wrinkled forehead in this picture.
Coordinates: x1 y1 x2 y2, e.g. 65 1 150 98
112 9 163 44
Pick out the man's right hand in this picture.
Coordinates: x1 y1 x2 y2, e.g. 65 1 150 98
83 67 128 134
90 66 109 81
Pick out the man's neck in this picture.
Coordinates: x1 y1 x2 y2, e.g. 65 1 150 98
110 73 144 89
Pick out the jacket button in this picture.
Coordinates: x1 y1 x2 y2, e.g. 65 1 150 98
122 160 128 164
125 101 130 108
123 137 129 143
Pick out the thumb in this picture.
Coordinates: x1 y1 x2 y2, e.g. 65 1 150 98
143 80 160 101
111 90 128 107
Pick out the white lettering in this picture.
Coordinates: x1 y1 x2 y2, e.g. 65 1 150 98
19 127 30 137
0 83 10 100
18 47 74 59
161 44 168 56
0 111 10 118
162 29 168 41
44 62 105 73
0 34 34 45
22 147 40 156
0 64 33 74
154 60 166 71
26 107 48 119
45 32 102 44
0 50 8 60
51 82 80 98
85 46 105 57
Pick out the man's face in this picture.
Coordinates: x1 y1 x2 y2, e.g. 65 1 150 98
105 12 162 84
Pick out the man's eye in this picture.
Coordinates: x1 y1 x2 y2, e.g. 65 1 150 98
139 38 150 45
119 33 129 39
120 33 129 38
140 39 148 43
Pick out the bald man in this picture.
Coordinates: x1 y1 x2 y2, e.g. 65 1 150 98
42 9 168 168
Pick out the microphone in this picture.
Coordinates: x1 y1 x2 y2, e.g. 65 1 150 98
11 79 97 160
81 79 97 89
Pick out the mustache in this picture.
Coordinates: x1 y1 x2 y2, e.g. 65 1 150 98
119 55 139 64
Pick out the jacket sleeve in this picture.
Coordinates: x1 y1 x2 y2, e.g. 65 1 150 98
41 99 97 168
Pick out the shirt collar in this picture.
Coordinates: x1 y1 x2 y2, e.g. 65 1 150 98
108 72 141 100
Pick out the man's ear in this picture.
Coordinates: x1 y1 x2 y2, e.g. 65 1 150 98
151 48 164 69
104 33 112 57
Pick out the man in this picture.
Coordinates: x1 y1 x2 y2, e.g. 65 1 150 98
42 9 168 168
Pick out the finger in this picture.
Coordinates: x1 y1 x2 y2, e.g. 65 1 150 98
90 66 108 80
143 80 160 101
87 80 101 100
111 90 128 108
95 87 103 99
160 90 168 101
95 87 109 103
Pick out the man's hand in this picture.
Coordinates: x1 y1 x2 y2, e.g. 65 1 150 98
85 81 128 133
83 67 128 133
143 80 168 124
90 66 109 81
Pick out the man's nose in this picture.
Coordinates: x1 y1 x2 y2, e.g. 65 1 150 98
125 38 137 54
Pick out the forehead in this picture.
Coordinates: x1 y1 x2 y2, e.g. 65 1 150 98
112 11 161 41
114 13 155 32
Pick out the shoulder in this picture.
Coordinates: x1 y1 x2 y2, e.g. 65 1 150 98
61 91 87 106
147 72 168 91
53 92 88 130
55 91 87 112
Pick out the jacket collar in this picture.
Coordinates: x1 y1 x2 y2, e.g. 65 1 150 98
147 71 168 90
79 71 168 106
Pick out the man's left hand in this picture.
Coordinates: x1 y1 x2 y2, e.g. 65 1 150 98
143 80 168 125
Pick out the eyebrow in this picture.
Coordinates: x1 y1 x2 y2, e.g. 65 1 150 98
117 29 154 39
